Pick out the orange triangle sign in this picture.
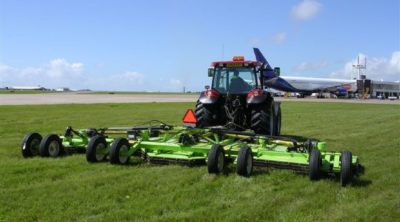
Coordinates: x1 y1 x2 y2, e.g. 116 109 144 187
182 109 197 124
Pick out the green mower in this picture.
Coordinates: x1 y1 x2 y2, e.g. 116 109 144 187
21 116 363 187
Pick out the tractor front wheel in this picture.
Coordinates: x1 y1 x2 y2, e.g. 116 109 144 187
340 151 353 187
86 135 108 163
21 132 42 158
39 134 64 157
207 144 225 174
109 138 130 165
236 146 253 177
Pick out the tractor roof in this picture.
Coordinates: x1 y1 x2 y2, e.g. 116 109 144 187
211 56 262 67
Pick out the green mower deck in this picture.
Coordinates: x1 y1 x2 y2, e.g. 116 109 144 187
21 124 363 186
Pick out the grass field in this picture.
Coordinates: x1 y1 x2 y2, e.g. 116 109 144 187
0 102 399 221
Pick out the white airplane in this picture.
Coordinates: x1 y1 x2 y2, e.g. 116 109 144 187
254 48 358 96
279 76 357 97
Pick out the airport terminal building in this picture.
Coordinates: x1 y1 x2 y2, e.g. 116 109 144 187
357 78 400 99
371 81 400 98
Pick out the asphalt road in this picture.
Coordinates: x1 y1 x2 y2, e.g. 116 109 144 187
0 92 399 105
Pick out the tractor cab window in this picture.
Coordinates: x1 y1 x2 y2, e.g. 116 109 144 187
212 67 257 93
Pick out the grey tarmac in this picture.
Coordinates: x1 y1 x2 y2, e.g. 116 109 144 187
0 92 399 105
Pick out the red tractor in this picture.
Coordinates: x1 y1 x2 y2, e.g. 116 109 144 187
195 56 281 136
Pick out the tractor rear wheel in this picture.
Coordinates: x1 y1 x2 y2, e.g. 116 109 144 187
236 146 253 177
195 101 217 128
207 144 225 174
250 103 273 135
21 132 42 157
109 138 130 165
86 135 108 162
340 151 353 187
309 149 321 181
39 134 64 157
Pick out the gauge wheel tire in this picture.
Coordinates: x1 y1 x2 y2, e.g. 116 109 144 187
304 139 319 153
195 101 217 128
86 135 108 163
273 105 281 136
251 103 273 135
236 146 253 177
109 138 131 165
21 132 42 158
309 149 321 181
207 144 225 174
39 134 64 157
340 151 353 187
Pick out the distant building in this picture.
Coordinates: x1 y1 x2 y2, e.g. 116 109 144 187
55 87 71 92
371 81 400 99
11 86 46 90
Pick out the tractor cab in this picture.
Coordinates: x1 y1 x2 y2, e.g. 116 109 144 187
208 56 264 94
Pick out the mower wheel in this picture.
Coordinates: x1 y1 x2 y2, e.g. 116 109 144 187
250 103 273 135
21 132 42 157
39 134 64 157
340 151 353 187
195 101 216 128
304 139 319 153
273 105 281 136
109 138 130 165
309 149 321 181
207 144 225 174
86 135 108 162
236 146 253 177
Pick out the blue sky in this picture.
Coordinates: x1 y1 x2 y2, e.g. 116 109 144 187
0 0 399 91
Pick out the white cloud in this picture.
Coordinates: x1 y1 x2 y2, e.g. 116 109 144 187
0 59 193 92
84 71 145 91
0 59 84 88
118 71 144 83
169 79 182 86
0 59 148 91
250 38 262 46
330 51 400 81
270 32 287 44
294 61 328 71
291 0 322 21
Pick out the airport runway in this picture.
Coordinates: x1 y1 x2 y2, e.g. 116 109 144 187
0 92 399 105
0 93 199 105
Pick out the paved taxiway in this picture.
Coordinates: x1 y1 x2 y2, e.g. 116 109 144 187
0 92 399 105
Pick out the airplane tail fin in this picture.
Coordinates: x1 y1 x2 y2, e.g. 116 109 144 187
253 48 275 79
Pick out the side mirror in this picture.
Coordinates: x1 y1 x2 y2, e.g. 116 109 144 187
208 68 214 77
274 67 280 76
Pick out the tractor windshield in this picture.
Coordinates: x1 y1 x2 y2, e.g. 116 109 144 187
212 67 258 94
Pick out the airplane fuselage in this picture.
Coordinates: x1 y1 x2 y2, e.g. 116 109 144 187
280 76 357 93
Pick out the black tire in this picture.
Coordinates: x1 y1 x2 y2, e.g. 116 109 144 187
250 103 273 135
86 135 108 162
340 151 353 187
39 134 64 157
207 144 225 174
109 138 130 165
195 100 217 128
273 105 281 136
309 149 321 181
21 132 42 158
236 146 253 177
304 139 319 153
